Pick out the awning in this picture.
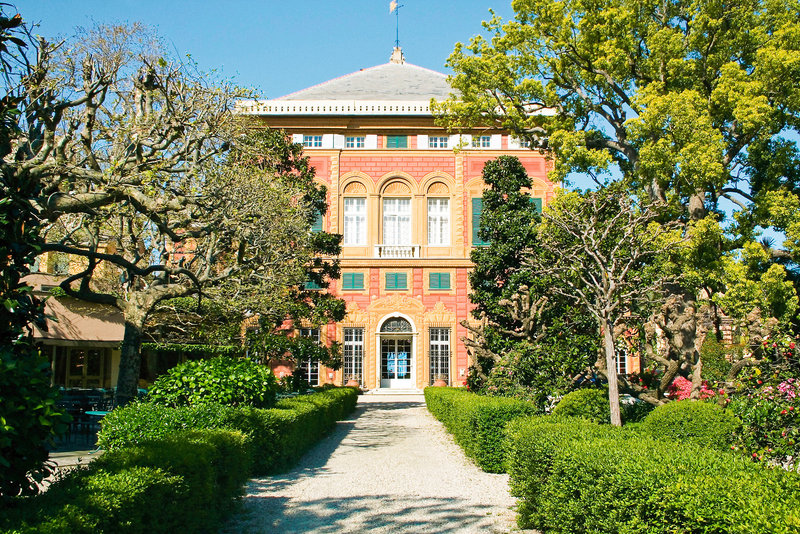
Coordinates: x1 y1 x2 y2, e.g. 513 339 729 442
24 274 125 347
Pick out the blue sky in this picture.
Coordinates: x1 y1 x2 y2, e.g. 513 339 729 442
20 1 514 99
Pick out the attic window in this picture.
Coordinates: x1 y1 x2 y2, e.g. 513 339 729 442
303 135 322 148
386 135 407 149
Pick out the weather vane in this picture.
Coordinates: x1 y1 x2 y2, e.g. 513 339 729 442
390 1 404 48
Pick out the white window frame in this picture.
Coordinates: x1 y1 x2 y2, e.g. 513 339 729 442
346 136 365 148
303 135 322 148
616 348 628 376
429 328 450 385
299 327 321 386
472 135 491 148
428 136 448 149
343 197 367 246
427 198 450 246
343 327 364 385
382 198 412 245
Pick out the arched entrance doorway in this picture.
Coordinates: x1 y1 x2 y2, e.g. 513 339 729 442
378 316 414 389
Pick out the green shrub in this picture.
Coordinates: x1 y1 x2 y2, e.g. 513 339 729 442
98 387 359 475
96 402 232 450
425 387 536 472
1 429 249 534
0 346 71 499
1 466 187 534
640 399 740 450
699 332 733 384
505 415 800 533
146 356 278 408
93 429 250 531
620 397 655 423
551 388 609 423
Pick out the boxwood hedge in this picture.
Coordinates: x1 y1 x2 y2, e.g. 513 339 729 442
424 387 537 472
1 387 359 533
505 415 800 533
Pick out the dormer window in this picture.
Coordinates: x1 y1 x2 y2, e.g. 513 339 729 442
428 136 448 149
303 135 322 148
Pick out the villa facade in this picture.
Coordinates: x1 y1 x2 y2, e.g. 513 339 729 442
241 48 558 391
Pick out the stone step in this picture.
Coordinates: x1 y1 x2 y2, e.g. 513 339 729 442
365 389 423 395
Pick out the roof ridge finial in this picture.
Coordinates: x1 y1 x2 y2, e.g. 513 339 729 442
390 46 405 64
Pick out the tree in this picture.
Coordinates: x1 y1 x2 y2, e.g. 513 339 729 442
0 7 69 498
435 0 800 393
463 156 598 408
4 24 340 404
526 185 682 425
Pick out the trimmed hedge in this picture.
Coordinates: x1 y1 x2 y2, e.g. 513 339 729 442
97 386 359 474
424 387 537 472
640 398 741 451
1 387 359 533
505 415 800 533
551 388 609 423
1 429 249 534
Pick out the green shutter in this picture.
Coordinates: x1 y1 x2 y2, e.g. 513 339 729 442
387 135 408 148
311 210 323 233
472 198 489 246
343 272 364 290
304 279 322 290
430 272 451 290
386 272 407 290
530 197 543 214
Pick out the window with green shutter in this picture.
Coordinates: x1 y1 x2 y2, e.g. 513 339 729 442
385 272 407 290
342 272 364 290
530 197 543 214
472 197 489 246
304 279 322 290
429 272 451 290
386 135 408 149
310 209 323 233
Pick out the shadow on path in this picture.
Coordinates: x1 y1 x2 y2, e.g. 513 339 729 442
235 492 505 533
224 397 516 534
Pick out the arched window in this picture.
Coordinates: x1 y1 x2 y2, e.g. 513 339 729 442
381 317 412 333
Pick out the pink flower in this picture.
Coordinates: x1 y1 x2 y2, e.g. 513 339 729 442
781 409 788 415
791 342 796 349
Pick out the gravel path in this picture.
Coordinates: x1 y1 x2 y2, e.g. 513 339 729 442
223 395 518 533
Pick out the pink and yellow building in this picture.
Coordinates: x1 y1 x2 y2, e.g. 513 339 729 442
241 49 557 391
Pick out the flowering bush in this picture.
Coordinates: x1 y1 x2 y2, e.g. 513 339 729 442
667 376 718 400
728 377 800 466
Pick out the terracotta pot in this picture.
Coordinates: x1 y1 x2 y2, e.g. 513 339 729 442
345 379 360 388
433 379 448 387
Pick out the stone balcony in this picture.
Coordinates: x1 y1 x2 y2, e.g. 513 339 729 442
373 244 420 258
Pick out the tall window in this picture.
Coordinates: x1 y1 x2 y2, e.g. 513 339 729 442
429 328 450 385
299 328 320 386
303 135 322 148
428 136 448 148
616 348 628 376
382 198 411 245
343 328 364 385
427 198 450 245
346 136 365 148
343 197 366 245
472 198 489 246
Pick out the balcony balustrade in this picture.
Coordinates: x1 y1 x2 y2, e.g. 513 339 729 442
374 244 420 258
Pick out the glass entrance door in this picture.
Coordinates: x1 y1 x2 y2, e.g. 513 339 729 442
380 337 412 388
